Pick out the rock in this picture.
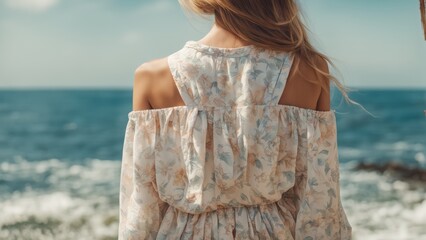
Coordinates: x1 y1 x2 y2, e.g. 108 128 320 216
354 161 426 182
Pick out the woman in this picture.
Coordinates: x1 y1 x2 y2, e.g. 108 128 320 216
118 0 353 239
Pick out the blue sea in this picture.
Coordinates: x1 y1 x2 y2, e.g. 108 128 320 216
0 89 425 240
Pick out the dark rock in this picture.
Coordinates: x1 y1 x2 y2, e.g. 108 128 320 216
355 161 426 182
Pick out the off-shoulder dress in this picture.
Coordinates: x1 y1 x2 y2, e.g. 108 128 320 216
118 40 352 240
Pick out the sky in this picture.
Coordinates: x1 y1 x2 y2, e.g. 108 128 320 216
0 0 425 89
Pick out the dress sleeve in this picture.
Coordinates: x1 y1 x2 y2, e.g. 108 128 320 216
293 114 352 239
118 117 169 240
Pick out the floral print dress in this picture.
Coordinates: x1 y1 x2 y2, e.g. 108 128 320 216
118 41 352 240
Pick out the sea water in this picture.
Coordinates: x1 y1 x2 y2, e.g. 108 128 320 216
0 89 425 240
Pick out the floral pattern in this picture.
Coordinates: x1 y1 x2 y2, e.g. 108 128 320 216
118 41 352 239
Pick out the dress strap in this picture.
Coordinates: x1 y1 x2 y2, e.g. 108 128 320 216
266 53 295 106
167 52 196 106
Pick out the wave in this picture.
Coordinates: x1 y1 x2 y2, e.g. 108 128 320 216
1 159 425 239
340 163 426 239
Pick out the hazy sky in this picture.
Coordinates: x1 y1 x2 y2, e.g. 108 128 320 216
0 0 425 88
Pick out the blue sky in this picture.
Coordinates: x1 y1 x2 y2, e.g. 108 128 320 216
0 0 425 88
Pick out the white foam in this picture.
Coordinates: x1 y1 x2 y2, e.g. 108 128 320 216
415 152 426 164
0 191 118 239
0 158 121 239
1 159 426 239
339 147 364 158
339 162 426 239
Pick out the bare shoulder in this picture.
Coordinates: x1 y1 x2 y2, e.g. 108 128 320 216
280 54 330 110
134 57 169 80
313 55 331 111
132 57 169 111
296 54 329 87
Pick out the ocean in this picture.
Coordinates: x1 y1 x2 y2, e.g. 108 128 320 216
0 89 425 240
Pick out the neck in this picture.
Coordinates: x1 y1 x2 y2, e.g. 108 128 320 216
198 22 249 48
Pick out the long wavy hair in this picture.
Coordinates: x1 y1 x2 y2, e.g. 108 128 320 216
179 0 368 112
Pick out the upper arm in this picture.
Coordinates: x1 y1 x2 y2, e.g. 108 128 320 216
315 58 331 111
132 64 153 111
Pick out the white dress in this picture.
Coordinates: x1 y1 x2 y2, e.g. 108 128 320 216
118 40 352 240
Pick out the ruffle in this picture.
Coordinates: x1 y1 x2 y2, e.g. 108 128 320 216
126 104 337 215
157 200 295 240
155 197 350 240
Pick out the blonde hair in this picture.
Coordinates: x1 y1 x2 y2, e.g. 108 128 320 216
179 0 371 114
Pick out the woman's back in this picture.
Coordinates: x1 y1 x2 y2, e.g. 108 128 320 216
118 40 352 239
